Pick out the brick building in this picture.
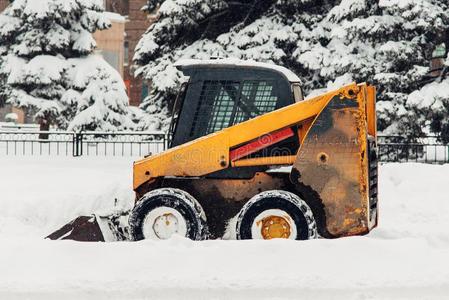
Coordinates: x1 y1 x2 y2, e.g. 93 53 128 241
430 43 447 78
0 0 7 11
93 12 127 77
104 0 152 106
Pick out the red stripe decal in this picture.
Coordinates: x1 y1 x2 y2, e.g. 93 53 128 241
230 127 294 161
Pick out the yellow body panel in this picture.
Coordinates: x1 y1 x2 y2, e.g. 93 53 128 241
134 83 367 190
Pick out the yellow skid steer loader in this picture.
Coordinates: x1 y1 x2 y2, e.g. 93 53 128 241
48 60 378 241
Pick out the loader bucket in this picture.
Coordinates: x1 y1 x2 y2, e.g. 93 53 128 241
47 213 130 242
47 215 105 242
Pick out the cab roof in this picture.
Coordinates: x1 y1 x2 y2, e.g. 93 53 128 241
174 59 302 84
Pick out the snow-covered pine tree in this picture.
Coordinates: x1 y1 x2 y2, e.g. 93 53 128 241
135 0 449 139
405 52 449 142
64 55 135 131
299 0 449 138
0 0 137 131
134 0 276 130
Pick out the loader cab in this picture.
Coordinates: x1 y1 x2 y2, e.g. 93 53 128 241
169 60 303 147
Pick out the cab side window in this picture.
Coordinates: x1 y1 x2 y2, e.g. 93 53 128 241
189 80 279 138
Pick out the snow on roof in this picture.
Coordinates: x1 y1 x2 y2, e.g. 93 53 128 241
5 113 18 120
174 59 302 83
102 12 127 23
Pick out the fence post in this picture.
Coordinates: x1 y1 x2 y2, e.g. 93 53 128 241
164 133 169 151
79 131 83 156
72 131 84 157
72 133 77 157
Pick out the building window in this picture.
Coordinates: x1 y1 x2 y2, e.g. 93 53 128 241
141 82 149 101
102 50 120 73
432 43 446 58
430 43 446 77
124 41 129 66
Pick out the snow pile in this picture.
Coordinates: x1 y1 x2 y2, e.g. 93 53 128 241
1 158 449 298
373 163 449 247
0 157 135 239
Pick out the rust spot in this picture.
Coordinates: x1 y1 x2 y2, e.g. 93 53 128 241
293 93 370 237
343 218 355 227
317 152 328 164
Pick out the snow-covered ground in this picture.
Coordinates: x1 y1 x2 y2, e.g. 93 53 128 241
1 157 449 299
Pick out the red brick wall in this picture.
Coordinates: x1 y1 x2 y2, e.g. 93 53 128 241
104 0 152 107
124 0 151 107
0 0 9 11
104 0 129 15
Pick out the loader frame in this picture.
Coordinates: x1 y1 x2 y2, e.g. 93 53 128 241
134 82 378 239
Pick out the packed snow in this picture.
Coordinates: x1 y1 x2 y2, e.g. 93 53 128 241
1 156 449 299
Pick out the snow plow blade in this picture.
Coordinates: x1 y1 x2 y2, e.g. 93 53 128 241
47 213 130 242
47 216 105 242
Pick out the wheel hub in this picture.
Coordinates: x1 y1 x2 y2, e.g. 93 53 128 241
261 215 291 239
152 213 180 240
139 199 192 241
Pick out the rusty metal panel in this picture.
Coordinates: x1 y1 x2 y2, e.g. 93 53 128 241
366 85 377 137
292 88 369 237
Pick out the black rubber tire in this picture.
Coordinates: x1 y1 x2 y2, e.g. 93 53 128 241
129 188 208 241
236 190 318 240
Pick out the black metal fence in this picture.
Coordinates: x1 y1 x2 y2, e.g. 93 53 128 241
1 130 448 163
0 130 167 157
378 135 449 164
